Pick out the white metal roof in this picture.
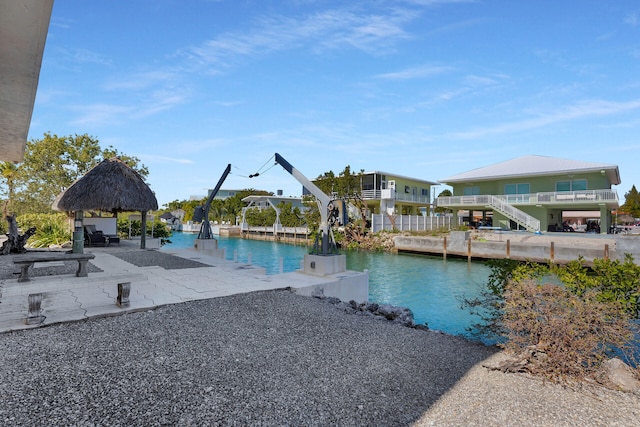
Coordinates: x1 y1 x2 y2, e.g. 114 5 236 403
0 0 53 162
439 155 621 185
242 195 303 203
363 171 438 186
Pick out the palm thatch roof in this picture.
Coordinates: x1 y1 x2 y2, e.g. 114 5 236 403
52 157 158 213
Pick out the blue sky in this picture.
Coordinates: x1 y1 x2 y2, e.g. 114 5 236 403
29 0 640 207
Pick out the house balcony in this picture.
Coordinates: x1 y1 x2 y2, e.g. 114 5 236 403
437 189 619 209
361 189 431 204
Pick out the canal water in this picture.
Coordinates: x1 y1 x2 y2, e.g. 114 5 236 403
162 232 491 340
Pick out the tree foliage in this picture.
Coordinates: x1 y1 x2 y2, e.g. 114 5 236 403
314 165 363 198
310 165 373 245
161 189 274 225
0 132 148 215
116 216 171 240
555 255 640 318
243 202 304 227
620 185 640 219
434 189 453 214
0 162 19 215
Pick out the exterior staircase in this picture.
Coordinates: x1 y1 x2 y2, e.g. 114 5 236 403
488 196 540 232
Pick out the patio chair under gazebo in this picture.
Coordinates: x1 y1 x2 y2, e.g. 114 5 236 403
52 157 158 251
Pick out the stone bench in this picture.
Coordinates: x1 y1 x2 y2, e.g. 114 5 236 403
12 252 96 282
26 280 132 325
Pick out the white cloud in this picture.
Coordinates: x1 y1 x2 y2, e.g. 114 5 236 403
58 47 112 66
448 99 640 139
104 71 179 91
213 100 245 107
375 65 454 80
69 104 133 126
181 7 417 71
624 12 639 26
134 90 190 118
402 0 476 5
140 154 194 165
68 88 189 126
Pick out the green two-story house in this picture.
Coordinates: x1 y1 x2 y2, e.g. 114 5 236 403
360 171 437 216
311 171 437 216
436 155 620 233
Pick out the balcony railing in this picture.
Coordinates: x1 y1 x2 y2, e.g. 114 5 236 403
361 189 431 204
437 189 619 207
361 190 382 200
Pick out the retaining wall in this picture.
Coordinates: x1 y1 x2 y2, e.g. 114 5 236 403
394 234 640 265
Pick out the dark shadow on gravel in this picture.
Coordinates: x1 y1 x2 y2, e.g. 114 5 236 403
111 250 210 269
0 289 497 426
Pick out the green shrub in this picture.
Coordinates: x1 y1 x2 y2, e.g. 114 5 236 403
16 213 71 248
553 255 640 318
117 216 171 245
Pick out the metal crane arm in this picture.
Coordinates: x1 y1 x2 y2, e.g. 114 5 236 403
274 153 336 255
197 164 231 240
274 154 330 206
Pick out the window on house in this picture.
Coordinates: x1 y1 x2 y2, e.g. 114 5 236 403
362 174 375 191
572 179 587 191
504 183 530 194
556 180 587 192
421 188 429 196
463 186 480 196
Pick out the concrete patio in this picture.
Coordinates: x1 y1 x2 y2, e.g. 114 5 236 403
0 240 367 333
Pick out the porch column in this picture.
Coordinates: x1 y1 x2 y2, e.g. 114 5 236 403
141 211 147 249
599 204 610 234
72 210 84 254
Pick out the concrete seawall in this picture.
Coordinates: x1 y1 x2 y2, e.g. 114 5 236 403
394 231 640 265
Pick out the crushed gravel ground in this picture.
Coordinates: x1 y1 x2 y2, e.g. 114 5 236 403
0 290 496 426
110 250 209 269
1 290 639 426
1 246 639 425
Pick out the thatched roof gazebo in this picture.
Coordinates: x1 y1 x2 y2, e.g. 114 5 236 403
52 157 158 250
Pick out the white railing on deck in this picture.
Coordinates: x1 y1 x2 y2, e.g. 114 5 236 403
370 214 453 233
361 190 430 204
361 190 382 200
437 189 618 206
534 189 618 204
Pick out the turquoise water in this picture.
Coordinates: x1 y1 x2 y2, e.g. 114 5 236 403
162 232 490 339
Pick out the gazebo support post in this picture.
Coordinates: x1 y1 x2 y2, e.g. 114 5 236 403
141 211 147 249
72 210 84 254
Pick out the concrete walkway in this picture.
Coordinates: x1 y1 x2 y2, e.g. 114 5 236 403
0 241 361 333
